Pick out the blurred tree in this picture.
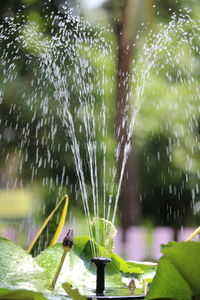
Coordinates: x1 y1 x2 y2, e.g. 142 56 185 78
1 0 200 248
0 0 119 250
0 0 107 248
103 0 200 241
102 0 154 241
113 0 142 240
135 0 200 238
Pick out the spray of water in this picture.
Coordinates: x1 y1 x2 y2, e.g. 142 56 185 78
0 8 200 255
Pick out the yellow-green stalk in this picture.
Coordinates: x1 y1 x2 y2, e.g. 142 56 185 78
184 226 200 242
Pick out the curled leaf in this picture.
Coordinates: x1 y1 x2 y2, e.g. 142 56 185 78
28 195 69 255
62 283 87 300
90 217 117 253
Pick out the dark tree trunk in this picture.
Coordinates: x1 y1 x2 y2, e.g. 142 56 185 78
114 0 141 242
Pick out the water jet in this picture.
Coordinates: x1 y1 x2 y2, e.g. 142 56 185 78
0 3 200 300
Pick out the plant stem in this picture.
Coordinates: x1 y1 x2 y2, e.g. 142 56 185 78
50 229 74 290
51 247 69 290
184 226 200 242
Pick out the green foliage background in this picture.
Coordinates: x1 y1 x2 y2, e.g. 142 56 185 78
0 0 200 242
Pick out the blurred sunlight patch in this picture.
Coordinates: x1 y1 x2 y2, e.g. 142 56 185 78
0 189 32 218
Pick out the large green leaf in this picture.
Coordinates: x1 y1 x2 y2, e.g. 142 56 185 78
0 288 47 300
0 237 47 292
0 287 69 300
163 242 200 295
35 235 156 296
146 256 192 300
146 241 200 300
0 234 155 299
35 236 126 294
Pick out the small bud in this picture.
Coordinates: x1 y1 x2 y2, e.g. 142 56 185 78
63 229 74 249
128 278 136 295
128 278 136 290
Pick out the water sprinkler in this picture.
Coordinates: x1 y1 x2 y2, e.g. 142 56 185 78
91 257 111 295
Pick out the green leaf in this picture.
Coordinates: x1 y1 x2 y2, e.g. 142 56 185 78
90 217 117 252
62 283 87 300
35 236 124 294
118 260 156 293
146 241 200 300
0 288 47 300
111 254 143 275
126 261 157 282
0 288 69 300
36 235 154 297
146 256 192 300
163 242 200 295
0 234 154 299
0 237 47 292
28 195 69 256
160 241 177 251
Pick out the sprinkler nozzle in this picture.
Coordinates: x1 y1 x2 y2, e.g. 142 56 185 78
91 257 111 295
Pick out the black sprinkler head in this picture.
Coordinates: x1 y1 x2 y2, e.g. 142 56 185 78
91 257 112 295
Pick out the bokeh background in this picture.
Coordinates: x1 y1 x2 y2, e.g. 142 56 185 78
0 0 200 261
